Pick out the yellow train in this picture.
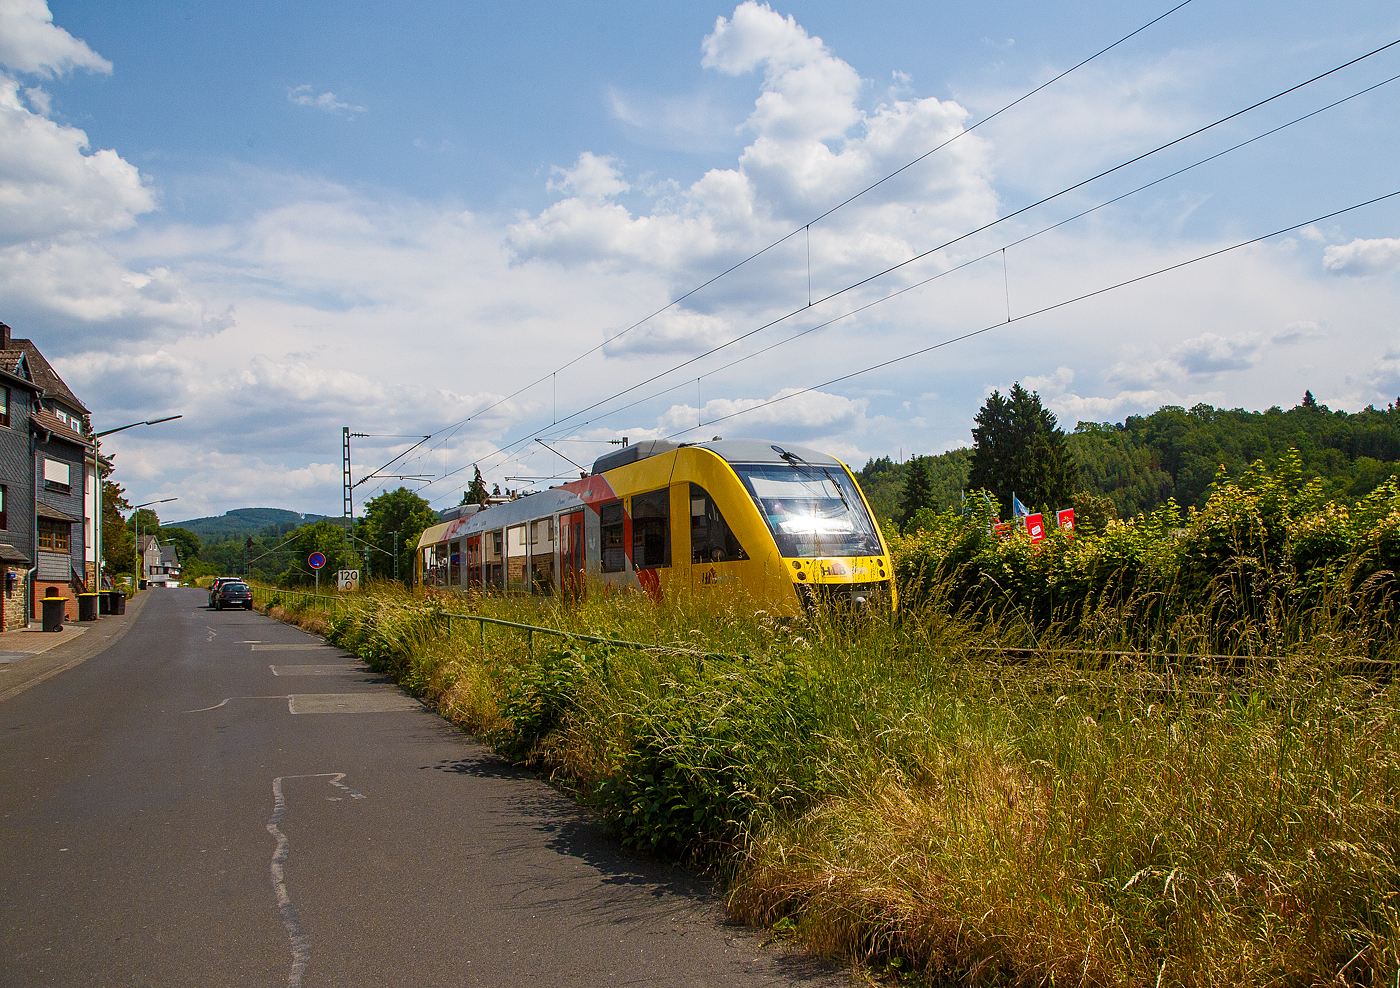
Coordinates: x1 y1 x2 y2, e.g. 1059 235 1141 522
415 439 895 615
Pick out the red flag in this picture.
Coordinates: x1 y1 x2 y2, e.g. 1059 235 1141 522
1025 513 1045 543
992 520 1010 538
1057 508 1075 533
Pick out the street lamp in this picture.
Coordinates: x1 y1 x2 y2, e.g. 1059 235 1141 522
133 497 177 592
91 415 181 591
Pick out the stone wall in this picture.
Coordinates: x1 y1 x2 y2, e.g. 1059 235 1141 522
2 566 26 630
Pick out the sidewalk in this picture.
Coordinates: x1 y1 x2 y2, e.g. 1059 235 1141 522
0 622 88 660
0 591 152 704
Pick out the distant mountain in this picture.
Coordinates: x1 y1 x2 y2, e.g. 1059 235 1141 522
167 508 332 540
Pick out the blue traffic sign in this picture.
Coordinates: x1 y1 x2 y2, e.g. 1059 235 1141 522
308 552 327 570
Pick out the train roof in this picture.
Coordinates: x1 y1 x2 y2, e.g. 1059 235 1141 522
688 439 845 468
420 440 850 548
420 486 586 546
589 438 843 475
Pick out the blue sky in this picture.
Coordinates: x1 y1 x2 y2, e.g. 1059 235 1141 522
3 0 1399 518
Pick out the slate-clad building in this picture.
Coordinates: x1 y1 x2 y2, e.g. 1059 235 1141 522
33 406 89 615
0 343 43 630
0 322 105 626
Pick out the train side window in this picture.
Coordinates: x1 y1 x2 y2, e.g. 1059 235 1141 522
600 500 626 572
631 489 671 569
690 483 748 564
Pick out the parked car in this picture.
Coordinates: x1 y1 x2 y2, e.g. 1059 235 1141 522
214 581 253 610
207 576 239 607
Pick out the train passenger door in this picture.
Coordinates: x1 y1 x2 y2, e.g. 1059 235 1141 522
559 510 585 599
690 483 748 595
465 534 482 590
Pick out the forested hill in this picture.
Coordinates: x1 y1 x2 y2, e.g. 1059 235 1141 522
858 398 1400 525
167 507 331 540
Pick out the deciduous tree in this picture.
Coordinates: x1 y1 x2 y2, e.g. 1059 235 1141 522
360 487 437 584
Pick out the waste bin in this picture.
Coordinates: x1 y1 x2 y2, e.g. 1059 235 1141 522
99 591 112 615
41 593 65 632
78 592 100 622
111 590 126 615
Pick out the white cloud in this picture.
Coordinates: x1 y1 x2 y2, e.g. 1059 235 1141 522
0 76 154 247
1366 343 1400 400
0 0 110 77
21 83 47 114
547 152 630 199
0 241 220 343
608 87 738 153
1323 237 1400 277
1021 365 1074 394
702 1 862 142
656 387 868 440
287 85 365 118
1106 320 1323 388
603 308 731 357
507 0 996 304
965 51 1202 197
1049 389 1178 422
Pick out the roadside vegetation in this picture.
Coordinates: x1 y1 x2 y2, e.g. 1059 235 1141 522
859 392 1400 526
260 454 1400 987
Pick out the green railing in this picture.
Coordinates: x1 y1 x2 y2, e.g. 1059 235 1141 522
250 584 746 662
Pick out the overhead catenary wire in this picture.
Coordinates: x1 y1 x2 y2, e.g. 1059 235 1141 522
420 41 1400 500
402 0 1199 464
532 67 1400 440
352 435 431 490
661 189 1400 440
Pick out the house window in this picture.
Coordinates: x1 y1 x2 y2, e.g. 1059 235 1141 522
43 458 71 493
0 387 8 428
38 519 70 553
0 484 6 530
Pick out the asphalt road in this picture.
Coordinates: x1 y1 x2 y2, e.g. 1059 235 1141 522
0 588 840 987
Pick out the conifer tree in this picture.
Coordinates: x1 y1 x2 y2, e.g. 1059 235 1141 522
968 382 1075 514
463 465 489 505
896 456 934 528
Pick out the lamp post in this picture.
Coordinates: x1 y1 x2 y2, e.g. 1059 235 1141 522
132 496 177 593
91 415 181 591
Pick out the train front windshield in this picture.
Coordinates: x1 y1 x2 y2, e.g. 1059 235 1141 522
733 463 883 558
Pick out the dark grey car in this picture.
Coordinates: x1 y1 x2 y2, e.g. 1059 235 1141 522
214 581 253 610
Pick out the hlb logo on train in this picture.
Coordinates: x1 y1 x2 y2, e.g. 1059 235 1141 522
817 559 870 578
701 567 737 585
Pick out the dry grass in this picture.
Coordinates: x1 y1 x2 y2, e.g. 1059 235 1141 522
258 582 1400 986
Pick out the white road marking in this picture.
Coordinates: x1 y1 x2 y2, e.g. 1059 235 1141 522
253 644 329 652
206 626 217 643
188 692 419 714
287 693 421 714
267 773 366 988
185 696 288 712
269 665 364 676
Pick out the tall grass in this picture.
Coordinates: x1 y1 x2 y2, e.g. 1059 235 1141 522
261 572 1399 986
